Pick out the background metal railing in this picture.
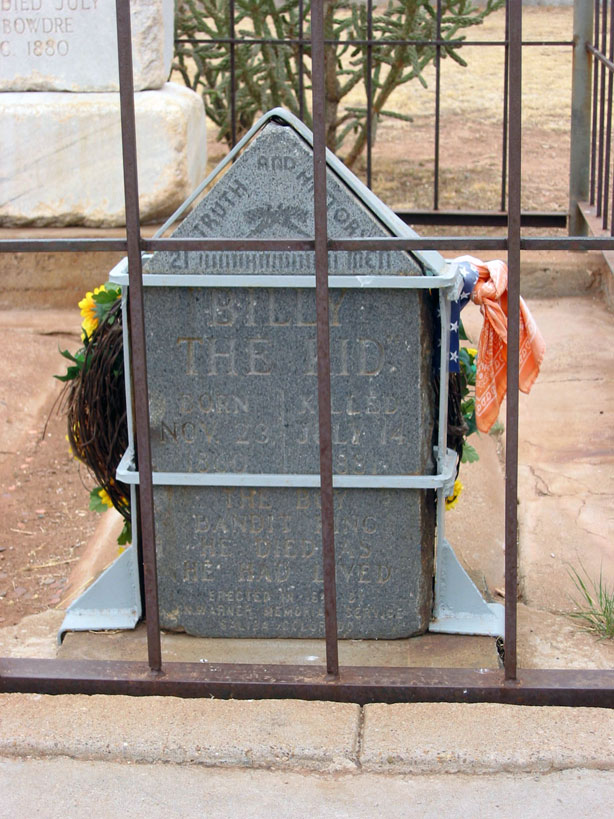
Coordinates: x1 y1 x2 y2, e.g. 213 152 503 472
1 0 613 706
173 0 573 230
588 0 614 232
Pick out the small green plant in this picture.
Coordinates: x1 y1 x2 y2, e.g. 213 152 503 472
567 564 614 639
458 344 479 463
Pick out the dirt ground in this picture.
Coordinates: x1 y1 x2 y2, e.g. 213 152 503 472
0 7 583 628
0 313 97 627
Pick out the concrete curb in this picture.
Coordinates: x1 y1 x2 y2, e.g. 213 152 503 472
2 695 614 775
0 695 360 773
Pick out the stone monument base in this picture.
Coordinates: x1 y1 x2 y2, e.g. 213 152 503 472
0 83 207 227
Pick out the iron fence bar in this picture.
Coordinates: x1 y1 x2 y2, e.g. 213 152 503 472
521 235 614 249
504 0 522 683
590 0 600 205
1 659 613 707
395 211 566 227
0 239 128 252
366 0 373 190
434 0 442 211
174 38 573 48
299 0 305 120
501 0 510 213
229 0 237 148
115 0 161 674
602 1 614 230
142 238 315 251
9 234 614 256
597 0 608 217
311 0 339 680
569 0 594 236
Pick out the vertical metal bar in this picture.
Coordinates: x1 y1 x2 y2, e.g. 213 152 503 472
299 0 305 120
366 0 374 189
590 0 600 204
500 0 510 213
311 0 339 679
602 1 614 229
569 0 595 235
434 0 442 210
597 0 607 216
115 0 161 673
504 0 522 682
229 0 237 147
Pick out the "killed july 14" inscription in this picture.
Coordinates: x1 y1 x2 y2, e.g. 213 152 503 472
141 117 438 638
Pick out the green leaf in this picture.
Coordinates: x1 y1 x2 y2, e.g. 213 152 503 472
89 487 108 514
117 521 132 546
54 365 81 382
92 286 121 305
461 443 480 463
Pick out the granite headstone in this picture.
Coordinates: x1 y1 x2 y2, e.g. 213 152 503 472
0 1 207 226
142 118 437 638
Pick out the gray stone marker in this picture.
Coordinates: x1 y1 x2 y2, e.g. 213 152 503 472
142 118 437 638
0 0 175 92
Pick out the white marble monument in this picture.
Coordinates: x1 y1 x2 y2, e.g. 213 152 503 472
0 0 207 226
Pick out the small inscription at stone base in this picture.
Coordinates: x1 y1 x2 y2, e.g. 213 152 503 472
155 486 434 639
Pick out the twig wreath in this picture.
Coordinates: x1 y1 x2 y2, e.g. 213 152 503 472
56 284 131 546
57 283 481 534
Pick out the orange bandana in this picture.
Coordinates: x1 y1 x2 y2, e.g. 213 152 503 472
470 259 545 433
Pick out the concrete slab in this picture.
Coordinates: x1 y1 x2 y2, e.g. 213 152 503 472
0 610 64 659
57 623 501 669
2 693 614 778
3 759 614 819
0 694 360 773
360 702 614 774
515 296 614 612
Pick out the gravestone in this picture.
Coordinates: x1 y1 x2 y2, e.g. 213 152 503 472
140 116 439 638
0 0 207 226
0 0 175 92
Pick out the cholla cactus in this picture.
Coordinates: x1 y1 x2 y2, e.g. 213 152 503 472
173 0 504 167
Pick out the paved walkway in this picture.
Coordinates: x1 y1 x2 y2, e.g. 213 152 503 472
1 695 614 817
2 759 614 818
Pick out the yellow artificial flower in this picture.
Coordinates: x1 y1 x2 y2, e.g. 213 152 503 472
445 479 463 510
97 488 114 509
78 284 107 340
465 347 478 358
